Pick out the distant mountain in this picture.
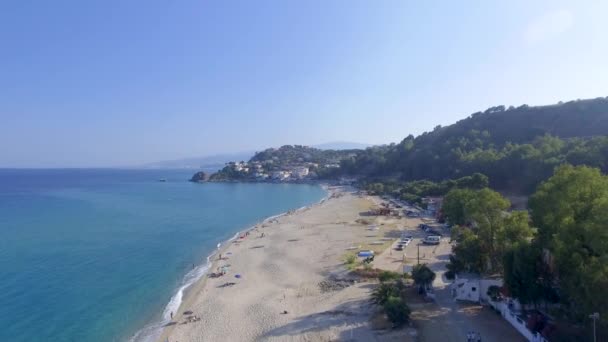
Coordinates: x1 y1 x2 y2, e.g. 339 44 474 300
313 141 372 150
142 151 255 170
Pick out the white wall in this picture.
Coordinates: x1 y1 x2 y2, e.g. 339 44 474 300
488 300 548 342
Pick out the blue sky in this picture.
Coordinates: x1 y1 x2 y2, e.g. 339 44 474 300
1 1 607 167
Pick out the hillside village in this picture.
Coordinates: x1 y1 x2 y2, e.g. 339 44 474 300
207 145 357 182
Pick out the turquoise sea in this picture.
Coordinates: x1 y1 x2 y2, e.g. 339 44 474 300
0 169 326 342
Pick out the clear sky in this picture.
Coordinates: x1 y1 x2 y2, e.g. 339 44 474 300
1 1 607 167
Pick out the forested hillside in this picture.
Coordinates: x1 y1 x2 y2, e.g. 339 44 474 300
337 97 608 193
250 145 358 168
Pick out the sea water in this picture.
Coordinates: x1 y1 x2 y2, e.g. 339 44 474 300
0 169 326 342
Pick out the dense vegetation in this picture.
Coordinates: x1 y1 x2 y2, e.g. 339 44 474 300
250 145 358 171
336 97 608 193
363 173 488 207
444 188 534 276
444 165 608 333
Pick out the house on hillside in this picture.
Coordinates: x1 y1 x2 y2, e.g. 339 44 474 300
271 171 290 181
292 166 309 179
451 273 503 303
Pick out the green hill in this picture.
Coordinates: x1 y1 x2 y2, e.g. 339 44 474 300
338 97 608 193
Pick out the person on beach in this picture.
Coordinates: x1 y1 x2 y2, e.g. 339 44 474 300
170 311 173 320
219 253 222 260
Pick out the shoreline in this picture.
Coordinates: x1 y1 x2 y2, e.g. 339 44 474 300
130 184 333 342
154 185 391 342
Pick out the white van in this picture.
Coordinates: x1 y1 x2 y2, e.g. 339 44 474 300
423 235 441 245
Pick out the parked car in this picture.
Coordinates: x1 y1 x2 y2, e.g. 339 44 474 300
423 235 441 245
395 244 404 251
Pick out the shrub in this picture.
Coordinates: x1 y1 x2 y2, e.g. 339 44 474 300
371 282 396 305
487 285 501 301
384 296 411 326
345 254 357 265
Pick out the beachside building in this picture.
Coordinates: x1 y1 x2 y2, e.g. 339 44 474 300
451 273 503 303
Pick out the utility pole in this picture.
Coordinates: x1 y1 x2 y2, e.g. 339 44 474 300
417 243 420 265
590 312 599 342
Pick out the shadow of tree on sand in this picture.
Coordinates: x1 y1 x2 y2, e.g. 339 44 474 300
260 298 377 340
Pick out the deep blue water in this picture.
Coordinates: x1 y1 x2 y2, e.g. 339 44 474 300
0 169 326 342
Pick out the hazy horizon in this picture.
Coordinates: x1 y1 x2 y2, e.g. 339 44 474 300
2 1 608 167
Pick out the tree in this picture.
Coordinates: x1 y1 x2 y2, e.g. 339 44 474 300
502 241 544 306
384 296 411 326
448 188 533 275
371 282 397 306
411 264 436 288
456 172 489 189
451 227 485 273
465 188 511 273
442 188 476 225
499 211 533 251
529 165 608 323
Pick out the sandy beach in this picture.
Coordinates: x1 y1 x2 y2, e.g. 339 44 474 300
154 185 527 342
156 187 410 342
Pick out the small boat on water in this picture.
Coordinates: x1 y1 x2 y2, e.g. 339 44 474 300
158 178 167 182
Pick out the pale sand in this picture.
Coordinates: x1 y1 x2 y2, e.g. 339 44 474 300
156 187 412 342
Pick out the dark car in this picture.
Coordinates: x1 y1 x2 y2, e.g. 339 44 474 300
428 229 443 236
